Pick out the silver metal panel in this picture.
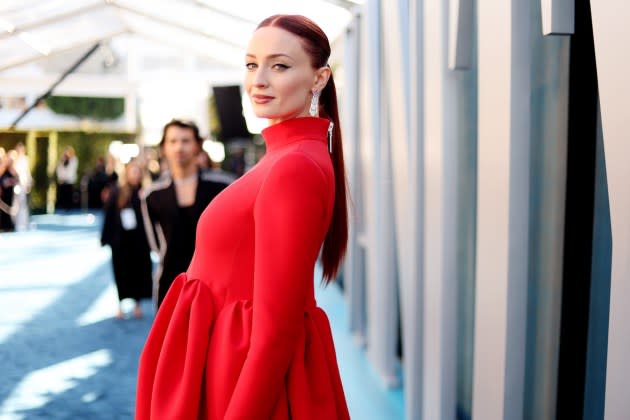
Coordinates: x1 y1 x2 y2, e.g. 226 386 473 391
405 0 426 418
380 0 410 388
541 0 575 35
382 0 423 405
503 1 531 417
342 14 368 344
590 1 630 418
522 14 570 418
360 0 400 387
381 0 409 284
448 0 474 69
473 0 531 418
422 0 459 418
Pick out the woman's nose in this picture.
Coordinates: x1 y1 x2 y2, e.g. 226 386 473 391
252 68 268 87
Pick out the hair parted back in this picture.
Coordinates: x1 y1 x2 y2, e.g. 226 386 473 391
257 15 348 284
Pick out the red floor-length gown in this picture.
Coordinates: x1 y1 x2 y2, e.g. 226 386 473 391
136 117 351 419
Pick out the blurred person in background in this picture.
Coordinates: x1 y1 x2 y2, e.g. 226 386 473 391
196 149 212 170
136 15 350 419
228 147 246 177
87 156 118 209
0 150 19 232
197 149 238 184
55 146 78 211
141 118 231 308
100 160 153 319
144 148 162 182
13 143 32 230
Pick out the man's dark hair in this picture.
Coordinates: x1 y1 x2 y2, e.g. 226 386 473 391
160 118 203 147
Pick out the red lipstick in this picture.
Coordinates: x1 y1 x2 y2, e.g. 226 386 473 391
252 94 274 104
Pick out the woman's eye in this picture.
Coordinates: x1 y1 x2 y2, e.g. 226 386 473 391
272 63 290 70
245 63 257 70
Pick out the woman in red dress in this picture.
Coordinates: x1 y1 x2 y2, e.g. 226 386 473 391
136 14 350 419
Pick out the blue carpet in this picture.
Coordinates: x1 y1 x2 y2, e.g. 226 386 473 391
316 274 405 420
0 212 405 419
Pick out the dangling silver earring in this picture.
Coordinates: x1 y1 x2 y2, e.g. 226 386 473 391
309 90 320 117
328 121 334 154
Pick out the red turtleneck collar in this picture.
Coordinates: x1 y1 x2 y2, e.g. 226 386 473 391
261 117 330 152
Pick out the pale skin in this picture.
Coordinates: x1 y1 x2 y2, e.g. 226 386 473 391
161 125 200 207
244 26 331 124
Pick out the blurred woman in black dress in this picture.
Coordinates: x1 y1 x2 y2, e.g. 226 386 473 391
101 160 153 319
0 151 19 232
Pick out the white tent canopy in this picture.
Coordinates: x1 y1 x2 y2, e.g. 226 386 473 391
0 0 359 71
0 0 361 136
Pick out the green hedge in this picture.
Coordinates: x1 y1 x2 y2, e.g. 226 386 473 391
46 96 125 120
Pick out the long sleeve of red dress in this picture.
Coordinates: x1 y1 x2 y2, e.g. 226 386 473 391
224 154 329 418
135 117 350 420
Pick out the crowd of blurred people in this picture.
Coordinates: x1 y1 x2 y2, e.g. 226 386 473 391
0 143 32 232
1 118 238 319
100 118 235 318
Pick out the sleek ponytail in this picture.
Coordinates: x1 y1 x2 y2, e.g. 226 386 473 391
258 15 349 283
318 74 348 283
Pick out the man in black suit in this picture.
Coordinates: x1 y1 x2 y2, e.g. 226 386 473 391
141 118 232 307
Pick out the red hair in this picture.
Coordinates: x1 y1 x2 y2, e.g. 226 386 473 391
257 15 349 284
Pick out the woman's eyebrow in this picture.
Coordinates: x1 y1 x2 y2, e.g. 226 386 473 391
245 53 292 60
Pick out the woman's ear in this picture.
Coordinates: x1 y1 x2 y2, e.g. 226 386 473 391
313 65 332 92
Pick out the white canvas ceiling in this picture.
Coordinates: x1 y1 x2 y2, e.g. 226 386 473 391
0 0 361 73
0 0 361 136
